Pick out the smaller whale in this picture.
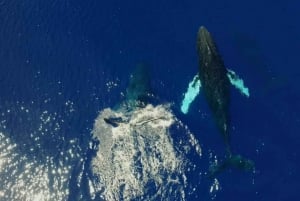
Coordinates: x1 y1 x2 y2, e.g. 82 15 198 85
124 63 153 108
104 63 155 127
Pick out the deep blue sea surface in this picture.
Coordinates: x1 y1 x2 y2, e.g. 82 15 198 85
0 0 299 200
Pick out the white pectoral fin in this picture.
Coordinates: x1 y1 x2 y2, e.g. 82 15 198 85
226 68 250 98
180 74 201 114
180 69 249 114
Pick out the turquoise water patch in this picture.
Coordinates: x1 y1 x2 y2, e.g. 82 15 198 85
180 75 201 114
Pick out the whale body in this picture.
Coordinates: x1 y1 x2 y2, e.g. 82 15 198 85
197 26 231 152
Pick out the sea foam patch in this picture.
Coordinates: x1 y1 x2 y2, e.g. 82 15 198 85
91 104 201 201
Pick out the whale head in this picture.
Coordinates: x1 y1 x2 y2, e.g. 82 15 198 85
197 26 223 66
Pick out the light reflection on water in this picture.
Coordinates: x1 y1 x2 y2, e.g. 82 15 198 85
0 100 86 201
0 99 214 201
0 132 83 201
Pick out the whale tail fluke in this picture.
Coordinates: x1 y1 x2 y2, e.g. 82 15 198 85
126 63 152 102
208 154 255 178
119 63 158 110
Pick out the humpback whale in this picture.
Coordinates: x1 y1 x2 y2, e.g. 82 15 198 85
196 26 254 176
197 26 231 152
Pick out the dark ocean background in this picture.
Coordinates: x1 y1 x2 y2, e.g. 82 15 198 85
0 0 299 200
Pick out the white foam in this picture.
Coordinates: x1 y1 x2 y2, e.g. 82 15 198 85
91 104 202 200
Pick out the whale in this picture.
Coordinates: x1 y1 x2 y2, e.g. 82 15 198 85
197 26 231 152
104 63 155 126
196 26 254 177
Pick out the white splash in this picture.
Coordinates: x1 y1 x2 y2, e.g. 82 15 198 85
180 75 201 114
91 104 201 201
105 78 120 92
209 178 221 200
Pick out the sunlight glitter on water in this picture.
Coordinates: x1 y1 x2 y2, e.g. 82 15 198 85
0 99 84 200
0 132 74 200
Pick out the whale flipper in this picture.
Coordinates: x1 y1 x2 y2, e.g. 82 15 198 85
181 28 250 117
181 74 201 114
226 69 250 97
180 68 250 114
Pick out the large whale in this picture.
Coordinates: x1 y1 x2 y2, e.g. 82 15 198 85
196 26 254 176
197 26 231 152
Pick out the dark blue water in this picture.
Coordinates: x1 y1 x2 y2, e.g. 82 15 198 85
0 0 299 200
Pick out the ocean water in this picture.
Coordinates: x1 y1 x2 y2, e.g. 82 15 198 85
0 0 299 200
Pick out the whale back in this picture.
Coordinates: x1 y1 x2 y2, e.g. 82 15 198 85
197 26 231 146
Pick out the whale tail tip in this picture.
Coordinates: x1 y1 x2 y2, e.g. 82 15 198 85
208 154 255 178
